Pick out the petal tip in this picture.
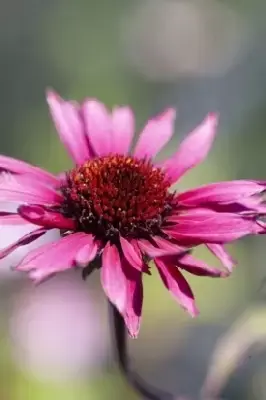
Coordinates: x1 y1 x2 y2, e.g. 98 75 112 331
126 322 140 338
190 306 200 317
207 112 219 126
128 332 139 339
159 107 177 121
82 97 108 110
46 88 61 103
221 270 231 278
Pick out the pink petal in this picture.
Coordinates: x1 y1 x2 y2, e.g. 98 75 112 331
82 99 112 157
0 227 48 260
18 204 75 230
75 237 98 267
137 238 188 258
0 212 28 225
210 196 266 215
235 197 266 214
0 174 62 204
101 242 127 314
46 90 91 164
177 181 265 206
16 238 62 271
111 106 135 154
184 200 266 216
130 239 151 275
134 108 176 160
161 114 218 183
16 233 93 281
0 155 58 186
120 236 143 271
166 208 217 223
57 172 67 184
153 236 188 254
121 257 143 338
155 258 199 316
206 243 236 272
177 253 228 277
163 214 263 245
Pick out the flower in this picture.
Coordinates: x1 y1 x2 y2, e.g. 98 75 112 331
0 90 265 337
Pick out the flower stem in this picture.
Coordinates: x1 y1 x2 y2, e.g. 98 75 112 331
109 301 175 400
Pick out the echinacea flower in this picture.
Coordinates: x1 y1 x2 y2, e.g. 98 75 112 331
0 90 265 337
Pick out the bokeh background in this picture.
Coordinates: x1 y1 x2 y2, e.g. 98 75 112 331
1 0 266 399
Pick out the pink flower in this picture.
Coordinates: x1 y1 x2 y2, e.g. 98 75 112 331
0 90 265 337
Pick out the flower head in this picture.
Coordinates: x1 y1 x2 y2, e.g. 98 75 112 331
0 90 265 337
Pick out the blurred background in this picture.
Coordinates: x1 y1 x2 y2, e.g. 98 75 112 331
1 0 266 399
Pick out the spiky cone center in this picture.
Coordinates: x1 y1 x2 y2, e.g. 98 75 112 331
60 155 174 242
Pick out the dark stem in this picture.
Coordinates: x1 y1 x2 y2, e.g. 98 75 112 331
109 301 175 400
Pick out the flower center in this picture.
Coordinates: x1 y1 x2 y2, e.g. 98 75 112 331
60 155 173 241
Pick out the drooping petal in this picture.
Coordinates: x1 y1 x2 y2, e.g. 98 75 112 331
153 236 189 254
138 238 187 258
130 239 151 274
176 253 228 277
120 236 143 271
46 90 91 164
161 113 218 183
82 99 112 157
101 242 127 314
75 236 98 267
177 181 266 206
163 214 263 245
0 174 63 204
18 204 76 230
16 233 93 281
134 108 176 160
121 257 143 338
155 258 199 316
0 227 48 260
206 244 236 272
111 106 135 154
0 155 58 186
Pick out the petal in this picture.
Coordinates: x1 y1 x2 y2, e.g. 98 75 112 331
0 155 58 186
75 237 98 267
137 238 188 258
57 172 67 184
0 173 62 204
0 227 48 260
120 236 143 271
101 242 127 314
16 233 93 281
134 108 176 160
163 214 263 245
166 208 217 223
0 212 27 225
111 106 135 154
177 181 265 206
18 204 76 230
233 197 266 214
175 253 228 277
161 113 218 183
130 239 151 275
46 90 91 164
82 99 112 156
153 236 188 254
206 244 236 272
155 258 199 316
121 257 143 338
